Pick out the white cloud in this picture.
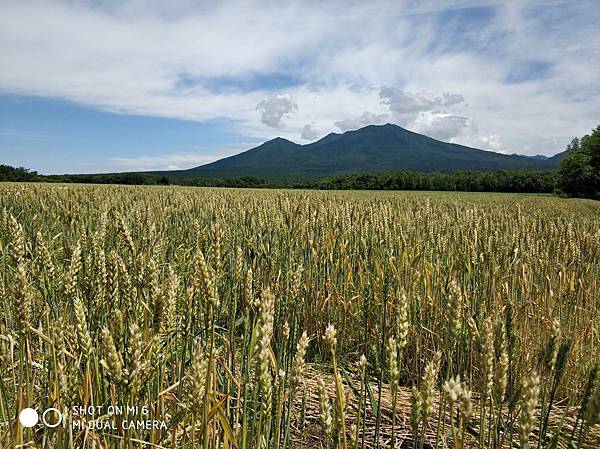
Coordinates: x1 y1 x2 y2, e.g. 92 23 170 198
256 94 298 127
412 111 476 142
332 88 473 142
108 154 214 172
85 144 251 172
0 128 53 140
477 134 502 151
379 87 465 124
0 0 599 156
300 124 319 140
335 111 389 132
440 93 465 107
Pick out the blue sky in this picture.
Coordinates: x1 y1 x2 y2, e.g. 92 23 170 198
0 95 260 173
1 0 599 174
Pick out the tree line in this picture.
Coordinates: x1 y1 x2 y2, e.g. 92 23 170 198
2 124 598 198
0 165 560 192
317 169 558 193
0 165 41 182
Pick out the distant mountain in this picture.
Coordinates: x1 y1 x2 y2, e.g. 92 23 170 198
159 124 563 180
547 149 568 164
524 151 568 162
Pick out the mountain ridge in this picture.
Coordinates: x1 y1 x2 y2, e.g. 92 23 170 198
156 123 565 180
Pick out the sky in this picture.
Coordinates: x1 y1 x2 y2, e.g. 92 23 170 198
1 0 599 174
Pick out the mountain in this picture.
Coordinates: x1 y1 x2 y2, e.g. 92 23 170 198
160 124 562 180
547 149 568 164
524 151 568 162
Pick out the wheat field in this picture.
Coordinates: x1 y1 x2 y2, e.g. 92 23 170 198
0 183 599 449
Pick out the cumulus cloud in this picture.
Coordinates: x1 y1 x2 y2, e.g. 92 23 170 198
440 93 465 107
412 111 476 141
334 111 389 132
379 87 465 123
256 94 298 127
478 134 502 150
332 87 471 142
300 124 319 140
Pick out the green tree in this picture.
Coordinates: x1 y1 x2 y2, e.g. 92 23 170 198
559 126 600 199
0 165 41 182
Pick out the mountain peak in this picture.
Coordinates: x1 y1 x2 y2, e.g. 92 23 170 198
261 136 297 147
352 122 396 131
350 122 414 137
366 122 404 130
269 136 293 143
181 123 560 179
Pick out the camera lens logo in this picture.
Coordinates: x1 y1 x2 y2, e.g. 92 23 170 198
18 408 38 428
42 408 63 427
18 408 63 428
